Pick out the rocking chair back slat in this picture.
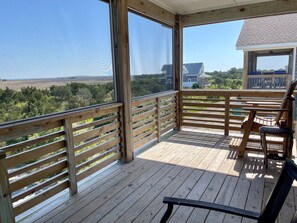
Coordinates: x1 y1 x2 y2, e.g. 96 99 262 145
230 79 297 157
275 79 297 125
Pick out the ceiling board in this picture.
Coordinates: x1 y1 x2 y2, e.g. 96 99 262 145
148 0 275 14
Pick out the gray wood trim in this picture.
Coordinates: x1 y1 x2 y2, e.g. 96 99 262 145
127 0 175 26
182 0 297 27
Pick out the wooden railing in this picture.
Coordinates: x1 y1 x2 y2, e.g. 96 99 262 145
1 89 289 221
181 90 286 135
132 91 178 151
0 90 179 220
247 74 291 89
0 102 122 218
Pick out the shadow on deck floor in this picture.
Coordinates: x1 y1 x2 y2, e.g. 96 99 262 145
18 129 297 223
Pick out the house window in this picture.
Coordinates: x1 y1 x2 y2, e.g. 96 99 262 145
128 12 173 98
256 54 290 74
247 49 293 89
0 0 115 123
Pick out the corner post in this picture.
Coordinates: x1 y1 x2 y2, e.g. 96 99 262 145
0 150 15 223
243 51 249 89
224 94 230 136
174 14 183 130
110 0 133 162
64 119 78 196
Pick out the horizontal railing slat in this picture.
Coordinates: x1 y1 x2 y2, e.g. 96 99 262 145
132 104 156 115
73 114 119 132
75 137 121 164
7 140 66 168
77 152 121 182
132 109 157 123
133 122 157 137
2 130 64 154
10 160 67 192
74 130 120 152
9 151 66 178
73 122 120 144
13 181 69 216
12 171 68 202
133 117 156 129
133 129 156 143
133 133 158 150
76 146 120 173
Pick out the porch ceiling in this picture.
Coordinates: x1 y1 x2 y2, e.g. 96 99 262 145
148 0 274 14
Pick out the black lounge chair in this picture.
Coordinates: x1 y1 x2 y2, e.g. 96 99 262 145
161 159 297 223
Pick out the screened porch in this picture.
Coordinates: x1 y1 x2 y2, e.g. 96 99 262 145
1 0 297 223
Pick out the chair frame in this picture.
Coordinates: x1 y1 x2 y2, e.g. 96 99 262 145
234 80 297 157
161 159 297 223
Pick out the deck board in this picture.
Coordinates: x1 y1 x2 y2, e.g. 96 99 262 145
19 129 297 223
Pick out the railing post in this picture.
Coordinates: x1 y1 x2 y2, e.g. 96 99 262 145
224 94 230 136
157 97 161 142
64 119 78 196
0 150 15 223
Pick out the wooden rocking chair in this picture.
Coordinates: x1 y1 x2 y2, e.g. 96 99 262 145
229 79 297 157
161 159 297 223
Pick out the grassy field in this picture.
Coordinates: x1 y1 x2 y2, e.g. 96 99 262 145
0 76 113 90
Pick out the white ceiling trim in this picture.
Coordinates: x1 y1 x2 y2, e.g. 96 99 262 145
237 42 297 51
148 0 275 15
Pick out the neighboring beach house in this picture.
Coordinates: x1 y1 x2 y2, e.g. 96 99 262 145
236 13 297 89
161 62 207 88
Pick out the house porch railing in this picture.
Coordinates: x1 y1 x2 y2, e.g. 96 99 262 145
181 89 287 136
247 74 291 89
0 89 291 222
0 90 179 222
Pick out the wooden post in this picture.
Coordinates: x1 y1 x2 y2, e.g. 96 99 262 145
64 119 78 196
0 150 15 223
224 94 230 136
174 15 183 130
110 0 133 162
157 97 161 142
243 51 249 89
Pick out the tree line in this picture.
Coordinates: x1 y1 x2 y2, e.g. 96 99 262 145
193 67 243 89
0 69 242 124
0 74 174 123
0 82 114 123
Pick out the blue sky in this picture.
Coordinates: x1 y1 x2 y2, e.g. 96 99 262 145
184 21 244 72
0 0 245 79
0 0 113 79
128 12 172 76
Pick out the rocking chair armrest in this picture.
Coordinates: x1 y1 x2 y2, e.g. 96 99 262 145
242 107 289 112
162 197 260 221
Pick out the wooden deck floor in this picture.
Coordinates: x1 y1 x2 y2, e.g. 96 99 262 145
18 129 297 223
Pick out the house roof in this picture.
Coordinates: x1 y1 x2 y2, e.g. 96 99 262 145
161 64 174 75
236 13 297 49
184 63 203 75
161 63 204 75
